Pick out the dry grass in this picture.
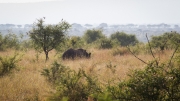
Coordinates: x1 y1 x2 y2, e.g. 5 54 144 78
0 48 173 101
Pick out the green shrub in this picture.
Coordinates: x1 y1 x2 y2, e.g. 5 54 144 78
150 31 180 51
0 33 20 51
95 92 115 101
103 57 180 101
19 40 34 51
0 53 22 76
99 38 113 49
83 29 105 44
110 31 139 46
97 38 119 49
105 37 180 101
41 61 102 101
69 36 85 48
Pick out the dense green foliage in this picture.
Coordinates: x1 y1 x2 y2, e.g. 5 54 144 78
0 53 21 76
106 52 180 101
62 36 85 49
28 18 71 61
83 29 105 44
110 31 139 46
68 36 85 48
0 33 20 50
41 61 102 101
97 38 119 49
150 31 180 51
104 32 180 101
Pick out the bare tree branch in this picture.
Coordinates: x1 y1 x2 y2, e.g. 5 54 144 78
168 45 179 67
146 33 158 66
127 46 148 65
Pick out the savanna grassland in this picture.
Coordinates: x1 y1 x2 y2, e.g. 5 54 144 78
0 18 180 101
0 47 174 101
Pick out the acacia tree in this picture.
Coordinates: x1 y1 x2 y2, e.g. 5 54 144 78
150 31 180 51
29 18 71 61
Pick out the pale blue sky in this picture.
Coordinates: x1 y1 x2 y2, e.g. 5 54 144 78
0 0 180 25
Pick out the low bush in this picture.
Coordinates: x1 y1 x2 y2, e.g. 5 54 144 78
105 58 180 100
103 36 180 101
41 61 102 101
110 31 139 46
150 31 180 51
99 38 114 49
0 53 22 76
83 29 105 44
0 33 20 51
98 38 119 49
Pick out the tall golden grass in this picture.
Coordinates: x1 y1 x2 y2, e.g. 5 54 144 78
0 48 173 101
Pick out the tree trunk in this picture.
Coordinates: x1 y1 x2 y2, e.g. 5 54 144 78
45 51 49 61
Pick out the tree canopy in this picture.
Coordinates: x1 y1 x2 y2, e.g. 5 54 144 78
110 31 139 46
29 18 71 61
83 29 105 44
150 31 180 51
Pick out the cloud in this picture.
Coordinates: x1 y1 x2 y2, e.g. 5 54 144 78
0 0 63 3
